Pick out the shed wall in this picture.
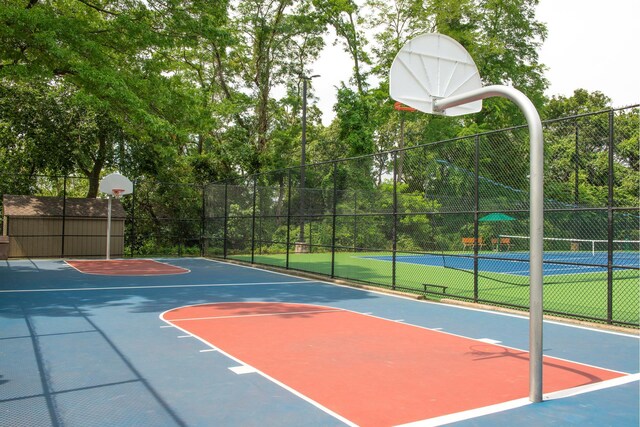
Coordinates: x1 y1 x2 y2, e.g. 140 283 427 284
7 217 124 258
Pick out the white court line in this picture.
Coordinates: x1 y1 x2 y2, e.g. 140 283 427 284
394 374 640 427
0 280 311 293
229 365 258 375
63 259 191 276
395 397 531 427
200 258 640 339
169 309 343 322
338 306 632 376
544 372 640 399
477 338 502 344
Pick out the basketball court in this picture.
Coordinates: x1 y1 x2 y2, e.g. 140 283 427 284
1 257 637 426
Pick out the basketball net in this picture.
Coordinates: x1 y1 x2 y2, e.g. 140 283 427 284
111 188 125 199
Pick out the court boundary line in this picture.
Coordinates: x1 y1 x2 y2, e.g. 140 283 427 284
337 304 633 376
3 256 633 338
64 258 191 276
395 397 531 427
0 280 311 293
5 256 635 339
201 258 640 339
168 308 344 322
546 372 640 399
396 374 640 427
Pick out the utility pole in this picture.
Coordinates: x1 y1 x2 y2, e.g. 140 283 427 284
297 74 320 252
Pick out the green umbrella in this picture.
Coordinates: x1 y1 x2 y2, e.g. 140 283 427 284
479 213 516 250
479 212 516 222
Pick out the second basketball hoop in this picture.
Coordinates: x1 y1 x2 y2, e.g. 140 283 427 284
99 173 133 261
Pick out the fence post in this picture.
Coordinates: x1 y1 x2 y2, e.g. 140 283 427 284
200 184 206 257
223 183 228 259
286 170 292 269
251 176 257 264
353 192 357 251
331 162 338 278
61 175 67 258
130 179 136 257
258 196 263 255
473 135 480 302
574 119 580 206
607 110 615 324
392 151 398 290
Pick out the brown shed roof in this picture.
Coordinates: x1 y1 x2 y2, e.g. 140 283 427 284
2 195 126 219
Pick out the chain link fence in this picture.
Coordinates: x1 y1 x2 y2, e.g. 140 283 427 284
199 107 639 326
1 107 638 326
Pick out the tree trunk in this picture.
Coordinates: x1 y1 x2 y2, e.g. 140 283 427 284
85 135 107 198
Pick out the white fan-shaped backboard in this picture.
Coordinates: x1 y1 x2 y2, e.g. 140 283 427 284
99 172 133 196
389 33 483 116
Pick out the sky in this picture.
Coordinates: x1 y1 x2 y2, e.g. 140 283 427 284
310 0 640 125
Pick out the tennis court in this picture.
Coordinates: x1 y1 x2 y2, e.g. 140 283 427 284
365 250 640 276
1 258 638 426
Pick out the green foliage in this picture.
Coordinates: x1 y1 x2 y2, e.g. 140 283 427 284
544 89 612 118
334 84 374 156
542 90 638 209
0 0 634 214
0 79 128 195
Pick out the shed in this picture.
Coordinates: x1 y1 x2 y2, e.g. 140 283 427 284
2 195 126 258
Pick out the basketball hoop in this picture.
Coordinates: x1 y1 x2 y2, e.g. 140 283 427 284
98 173 133 262
99 172 133 197
111 188 125 199
394 101 417 112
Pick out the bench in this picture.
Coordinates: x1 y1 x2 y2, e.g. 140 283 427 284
423 283 448 295
491 237 511 251
461 237 485 250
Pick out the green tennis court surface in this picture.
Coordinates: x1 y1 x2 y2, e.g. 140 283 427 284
230 251 639 325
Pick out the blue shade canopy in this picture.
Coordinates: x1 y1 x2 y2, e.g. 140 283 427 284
479 213 516 222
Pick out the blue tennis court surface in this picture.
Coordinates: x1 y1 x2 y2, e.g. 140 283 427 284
364 252 640 276
1 258 638 426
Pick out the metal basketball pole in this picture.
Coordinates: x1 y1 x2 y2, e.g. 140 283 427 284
434 85 544 402
106 195 112 261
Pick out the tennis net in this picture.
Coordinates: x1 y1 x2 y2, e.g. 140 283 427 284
503 235 640 267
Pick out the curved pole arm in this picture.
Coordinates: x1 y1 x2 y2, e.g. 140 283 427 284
435 85 544 403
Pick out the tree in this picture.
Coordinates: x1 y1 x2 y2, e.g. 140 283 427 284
542 90 638 209
315 0 370 94
365 0 548 131
0 79 129 196
544 89 612 119
227 0 326 172
3 1 226 126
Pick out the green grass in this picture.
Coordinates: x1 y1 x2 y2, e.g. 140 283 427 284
227 250 639 326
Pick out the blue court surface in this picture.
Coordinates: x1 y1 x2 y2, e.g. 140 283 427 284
364 252 640 276
1 258 638 426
